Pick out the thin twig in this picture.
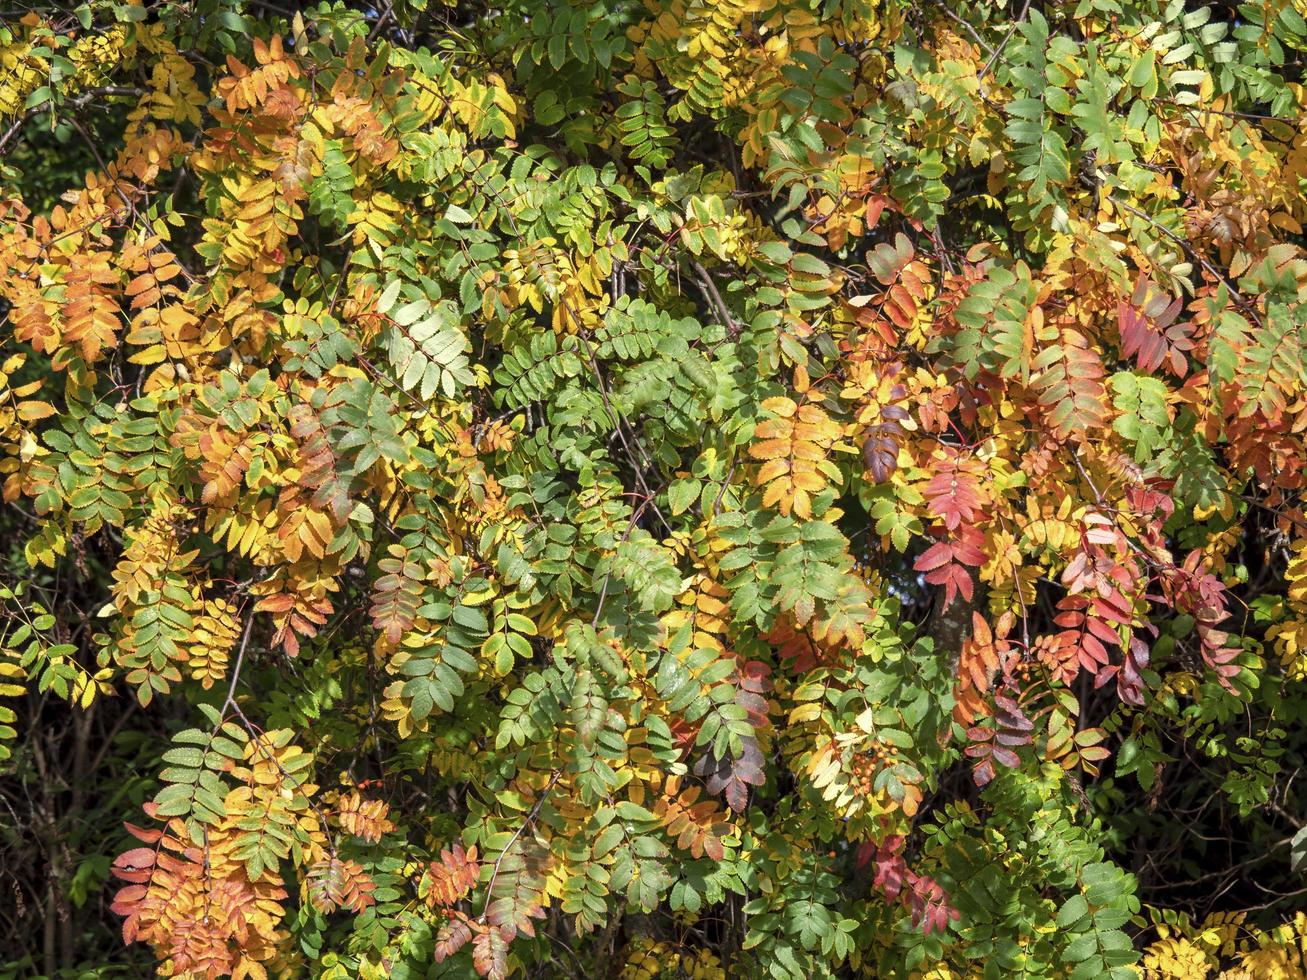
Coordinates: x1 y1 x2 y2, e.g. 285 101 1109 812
221 614 256 714
214 617 341 856
479 770 562 921
0 86 143 157
978 0 1033 85
689 260 740 338
367 1 395 41
933 1 997 58
574 328 673 536
65 116 136 219
593 499 651 626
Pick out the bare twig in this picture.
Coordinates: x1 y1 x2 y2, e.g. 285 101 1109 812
933 1 997 59
978 0 1033 85
689 259 740 338
221 614 256 715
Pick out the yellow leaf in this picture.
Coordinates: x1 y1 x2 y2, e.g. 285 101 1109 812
788 703 823 724
16 400 55 421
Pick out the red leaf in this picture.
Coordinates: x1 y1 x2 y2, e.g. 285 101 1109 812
113 848 158 871
472 924 510 980
1118 276 1193 378
434 912 475 962
913 541 953 573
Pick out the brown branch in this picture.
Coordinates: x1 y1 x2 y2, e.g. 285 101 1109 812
978 0 1033 85
689 259 740 338
220 613 256 716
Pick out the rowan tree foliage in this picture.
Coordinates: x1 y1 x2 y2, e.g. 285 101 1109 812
2 0 1307 978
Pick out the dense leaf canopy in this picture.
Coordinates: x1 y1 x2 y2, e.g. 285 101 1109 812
2 1 1307 978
